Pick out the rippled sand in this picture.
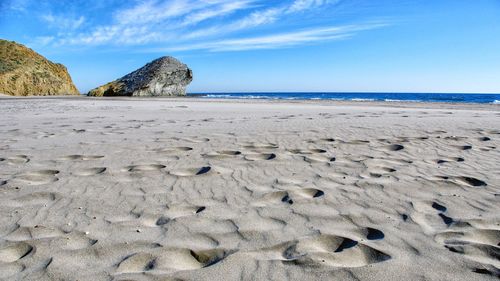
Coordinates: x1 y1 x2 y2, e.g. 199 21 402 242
0 97 499 280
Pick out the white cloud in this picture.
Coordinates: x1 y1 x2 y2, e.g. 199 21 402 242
161 23 386 52
234 7 282 29
62 0 259 45
287 0 338 13
182 1 254 26
39 0 385 52
114 0 189 25
113 0 252 25
41 13 86 30
33 36 55 46
2 0 31 12
182 7 282 39
182 0 339 40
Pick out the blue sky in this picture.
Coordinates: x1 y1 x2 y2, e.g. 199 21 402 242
1 0 499 93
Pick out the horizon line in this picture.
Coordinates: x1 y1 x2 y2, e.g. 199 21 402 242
187 91 500 95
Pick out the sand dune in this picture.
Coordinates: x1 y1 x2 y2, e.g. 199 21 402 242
0 97 498 280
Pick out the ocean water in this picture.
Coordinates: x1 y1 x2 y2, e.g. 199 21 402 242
194 92 500 104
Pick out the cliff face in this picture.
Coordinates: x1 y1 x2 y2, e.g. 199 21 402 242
88 56 192 97
0 40 79 96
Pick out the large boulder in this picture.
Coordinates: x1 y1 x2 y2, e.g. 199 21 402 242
0 40 80 96
88 56 192 97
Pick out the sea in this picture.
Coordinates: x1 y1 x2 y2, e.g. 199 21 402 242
194 92 500 104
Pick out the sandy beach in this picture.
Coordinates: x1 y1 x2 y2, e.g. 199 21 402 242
0 97 498 280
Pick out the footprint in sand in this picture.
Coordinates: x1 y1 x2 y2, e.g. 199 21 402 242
169 166 211 177
435 227 500 276
154 147 193 153
73 167 107 176
456 176 487 187
275 177 306 186
308 138 336 144
50 232 98 250
115 248 232 274
249 234 390 268
319 138 336 143
244 153 276 161
436 157 464 164
204 150 242 159
181 137 210 143
343 140 370 145
241 142 279 150
57 155 104 161
293 188 325 199
216 150 241 156
454 145 472 151
384 144 405 151
116 252 157 274
124 164 166 172
479 146 497 151
303 155 335 164
431 202 447 212
444 136 468 141
5 225 64 241
158 204 207 223
259 191 290 204
367 166 397 175
183 248 234 269
259 188 325 205
6 192 58 207
0 155 30 165
433 176 487 188
365 227 385 240
288 148 327 155
13 170 59 185
411 201 455 234
0 242 33 263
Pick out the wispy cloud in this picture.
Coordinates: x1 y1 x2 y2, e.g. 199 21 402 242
182 7 282 40
33 36 55 46
41 13 86 30
57 0 259 45
287 0 340 13
1 0 31 12
182 1 255 26
113 0 189 25
27 0 387 52
161 23 386 52
181 0 337 40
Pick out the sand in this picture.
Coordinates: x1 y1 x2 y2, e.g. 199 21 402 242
0 96 498 281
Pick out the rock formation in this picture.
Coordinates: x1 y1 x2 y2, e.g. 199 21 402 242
0 39 79 96
88 56 192 97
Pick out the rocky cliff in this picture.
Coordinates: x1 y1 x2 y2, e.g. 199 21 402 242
88 56 192 97
0 40 79 96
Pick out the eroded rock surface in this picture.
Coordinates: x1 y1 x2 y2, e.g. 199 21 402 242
0 40 79 96
88 56 192 97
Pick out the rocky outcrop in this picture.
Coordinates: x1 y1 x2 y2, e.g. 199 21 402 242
88 56 192 97
0 40 79 96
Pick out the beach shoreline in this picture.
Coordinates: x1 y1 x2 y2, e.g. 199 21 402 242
1 94 499 110
0 97 498 280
